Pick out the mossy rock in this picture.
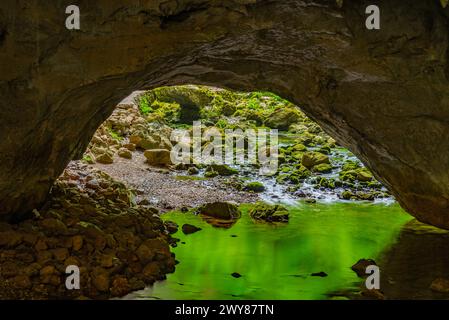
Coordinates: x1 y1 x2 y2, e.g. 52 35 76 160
96 153 114 164
264 107 302 130
301 151 330 169
204 170 219 178
296 132 316 146
340 167 373 183
318 146 331 154
206 164 238 176
276 174 289 184
341 160 360 172
339 170 358 182
289 165 311 183
244 181 266 193
280 166 291 173
187 167 199 175
341 190 354 200
291 143 307 152
248 202 289 222
139 85 212 123
316 177 336 189
312 163 333 173
367 181 383 189
356 168 373 182
197 202 241 220
291 152 304 161
355 191 375 201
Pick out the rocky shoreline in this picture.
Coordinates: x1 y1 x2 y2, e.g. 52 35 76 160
0 162 176 299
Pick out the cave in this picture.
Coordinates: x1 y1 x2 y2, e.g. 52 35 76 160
2 0 449 228
2 0 449 301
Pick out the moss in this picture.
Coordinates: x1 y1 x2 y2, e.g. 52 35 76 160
291 143 307 152
276 174 289 184
316 177 335 189
206 164 238 176
107 127 123 141
318 146 331 154
341 160 360 172
301 151 330 169
204 170 219 178
264 107 302 130
138 94 153 115
312 163 333 173
248 201 289 222
82 154 94 164
339 170 357 182
356 168 373 182
341 190 354 200
244 181 266 192
289 165 311 183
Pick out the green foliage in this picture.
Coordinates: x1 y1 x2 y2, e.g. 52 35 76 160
147 100 181 123
138 94 153 115
138 92 181 123
82 154 94 164
139 85 300 130
107 127 123 141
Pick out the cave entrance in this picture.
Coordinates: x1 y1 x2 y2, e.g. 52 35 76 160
81 84 391 212
63 84 402 300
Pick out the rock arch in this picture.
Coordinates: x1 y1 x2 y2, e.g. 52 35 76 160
1 0 449 228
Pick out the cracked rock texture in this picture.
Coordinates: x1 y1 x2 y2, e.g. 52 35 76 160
2 0 449 228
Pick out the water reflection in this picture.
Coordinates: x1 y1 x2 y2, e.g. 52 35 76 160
379 219 449 299
125 202 413 300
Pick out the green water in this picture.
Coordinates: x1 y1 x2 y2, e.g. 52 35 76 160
130 202 413 300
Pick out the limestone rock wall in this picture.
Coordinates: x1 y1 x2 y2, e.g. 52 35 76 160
2 0 449 228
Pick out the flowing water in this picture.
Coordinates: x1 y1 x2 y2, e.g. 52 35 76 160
126 201 414 300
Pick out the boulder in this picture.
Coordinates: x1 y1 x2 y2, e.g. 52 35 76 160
301 152 330 169
430 278 449 293
118 148 132 159
197 202 241 220
164 221 179 234
144 149 172 166
244 181 266 192
356 169 374 182
248 202 289 222
264 107 301 130
312 163 333 173
96 153 114 164
91 269 110 292
129 135 142 145
182 224 202 235
138 137 159 150
123 143 136 151
351 259 377 278
206 164 238 176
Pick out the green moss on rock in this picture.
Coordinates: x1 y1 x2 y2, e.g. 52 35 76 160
301 151 330 169
248 202 289 222
244 181 266 192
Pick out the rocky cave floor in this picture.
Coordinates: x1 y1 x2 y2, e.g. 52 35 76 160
93 152 258 212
